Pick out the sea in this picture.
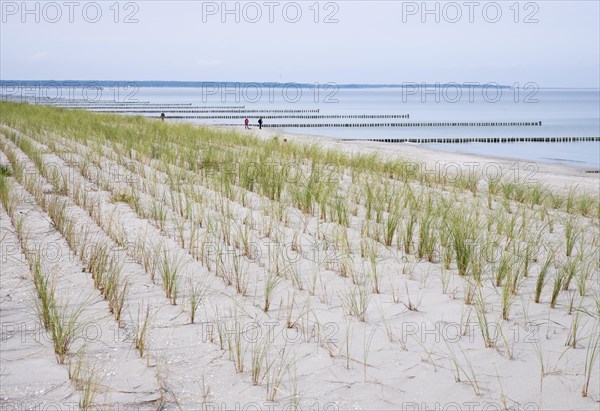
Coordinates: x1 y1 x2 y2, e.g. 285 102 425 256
2 82 599 169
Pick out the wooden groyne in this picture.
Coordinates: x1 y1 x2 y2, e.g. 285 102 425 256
53 103 196 107
347 136 600 143
0 96 156 104
167 114 410 120
61 105 246 110
230 121 543 128
90 109 321 114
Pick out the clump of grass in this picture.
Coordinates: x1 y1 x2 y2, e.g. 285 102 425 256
400 213 417 255
417 211 437 262
49 299 88 364
225 310 246 374
462 277 478 305
150 200 168 231
46 196 70 233
550 270 565 309
68 351 102 411
86 241 111 286
458 170 480 197
581 323 599 397
502 271 514 321
264 272 281 313
188 276 207 324
486 176 502 209
576 195 597 217
0 164 12 177
564 217 580 257
0 172 16 217
105 269 129 323
384 202 401 247
86 241 129 321
519 238 538 278
66 349 85 383
362 325 377 382
341 284 370 322
561 256 580 291
447 209 479 276
30 251 57 331
251 336 270 385
266 346 290 402
133 303 152 358
474 293 497 348
565 298 583 348
403 282 422 311
366 245 381 294
495 252 513 287
576 258 593 297
137 237 161 283
440 234 453 270
445 342 463 383
78 361 101 411
159 250 184 305
331 195 350 227
231 253 249 295
446 340 483 396
46 167 70 195
535 252 553 303
548 192 564 210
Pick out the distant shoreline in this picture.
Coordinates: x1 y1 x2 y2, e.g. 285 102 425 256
2 80 599 89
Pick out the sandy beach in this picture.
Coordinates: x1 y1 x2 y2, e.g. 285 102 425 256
1 106 599 410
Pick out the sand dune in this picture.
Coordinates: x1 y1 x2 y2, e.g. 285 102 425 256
1 105 599 410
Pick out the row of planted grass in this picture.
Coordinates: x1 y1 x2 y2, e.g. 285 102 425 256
0 170 102 408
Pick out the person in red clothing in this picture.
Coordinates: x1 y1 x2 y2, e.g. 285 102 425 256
244 117 249 129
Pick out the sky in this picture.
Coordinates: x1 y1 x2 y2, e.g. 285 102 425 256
1 0 599 87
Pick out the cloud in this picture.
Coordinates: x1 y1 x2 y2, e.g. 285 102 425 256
29 51 49 62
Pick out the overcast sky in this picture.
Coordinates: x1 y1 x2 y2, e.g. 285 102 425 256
1 1 599 87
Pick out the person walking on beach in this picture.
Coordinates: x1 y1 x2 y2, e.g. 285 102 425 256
160 112 165 121
258 117 263 130
244 117 249 129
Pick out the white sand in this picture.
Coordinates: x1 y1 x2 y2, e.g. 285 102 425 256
1 123 599 410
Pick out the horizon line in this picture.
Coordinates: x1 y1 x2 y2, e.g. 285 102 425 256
1 80 599 89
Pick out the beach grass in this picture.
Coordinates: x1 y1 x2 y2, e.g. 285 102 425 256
1 100 599 408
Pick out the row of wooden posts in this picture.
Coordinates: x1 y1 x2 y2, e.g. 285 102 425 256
350 136 599 143
166 114 411 119
226 121 544 128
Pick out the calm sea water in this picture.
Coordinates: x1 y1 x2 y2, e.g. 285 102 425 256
127 87 599 169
